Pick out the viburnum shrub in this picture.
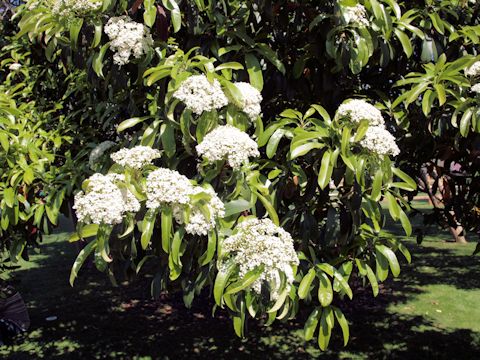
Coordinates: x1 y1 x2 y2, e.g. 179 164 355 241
8 0 480 351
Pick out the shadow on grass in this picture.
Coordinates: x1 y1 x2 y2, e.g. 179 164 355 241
1 229 480 359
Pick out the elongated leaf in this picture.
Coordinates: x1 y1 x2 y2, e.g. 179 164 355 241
245 53 263 90
117 117 150 132
318 272 333 307
161 207 172 253
333 270 353 299
317 150 332 190
376 245 400 277
366 263 379 296
224 199 251 217
298 268 316 299
225 266 263 295
213 259 236 305
69 240 97 286
304 307 321 341
333 306 350 346
69 224 99 242
318 309 332 351
141 208 157 250
370 169 383 202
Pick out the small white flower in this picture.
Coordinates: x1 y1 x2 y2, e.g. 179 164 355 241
465 61 480 77
173 187 225 236
110 146 161 170
471 83 480 93
89 141 116 169
342 4 369 27
360 126 400 157
196 125 260 169
51 0 101 17
73 173 139 225
104 16 153 66
8 63 21 71
173 74 228 115
221 218 299 300
336 99 385 126
145 168 195 209
234 82 262 120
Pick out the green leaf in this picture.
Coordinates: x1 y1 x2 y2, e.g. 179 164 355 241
290 142 324 160
376 245 400 277
92 43 110 78
266 129 286 158
318 272 333 307
214 259 236 306
333 306 350 346
161 123 176 158
3 187 15 208
434 83 446 106
162 0 182 32
255 43 286 74
318 308 332 351
385 192 401 220
317 150 332 190
224 199 251 217
69 224 99 242
370 169 383 202
460 108 473 137
298 268 316 299
215 62 244 71
141 208 157 250
225 266 263 295
69 18 83 49
304 308 321 341
333 270 353 299
255 192 279 226
394 29 413 57
399 208 412 236
199 230 217 265
144 0 157 27
161 207 173 253
392 167 417 190
117 117 150 132
245 53 263 90
69 240 97 286
91 20 102 48
0 132 9 152
365 263 379 296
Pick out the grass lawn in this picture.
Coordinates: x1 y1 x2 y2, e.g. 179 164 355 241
1 206 479 359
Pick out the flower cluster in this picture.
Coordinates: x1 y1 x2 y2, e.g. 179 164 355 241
89 141 116 169
104 16 153 66
221 218 299 299
471 83 480 93
8 63 21 71
336 99 385 126
110 146 161 170
173 74 229 115
73 173 140 225
173 187 225 236
360 126 400 157
51 0 101 17
234 82 262 120
196 125 260 169
146 168 195 208
465 61 480 77
146 168 224 235
342 4 369 27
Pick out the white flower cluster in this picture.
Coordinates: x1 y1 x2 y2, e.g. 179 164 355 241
173 187 225 236
471 83 480 93
465 61 480 77
104 16 153 66
343 4 369 27
173 74 228 115
336 99 385 126
221 218 299 299
89 141 116 169
146 168 195 208
146 168 224 235
8 63 21 71
234 82 262 120
110 146 161 170
196 125 260 169
73 173 140 225
51 0 101 17
360 126 400 157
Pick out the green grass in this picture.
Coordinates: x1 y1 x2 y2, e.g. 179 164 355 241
1 209 480 359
